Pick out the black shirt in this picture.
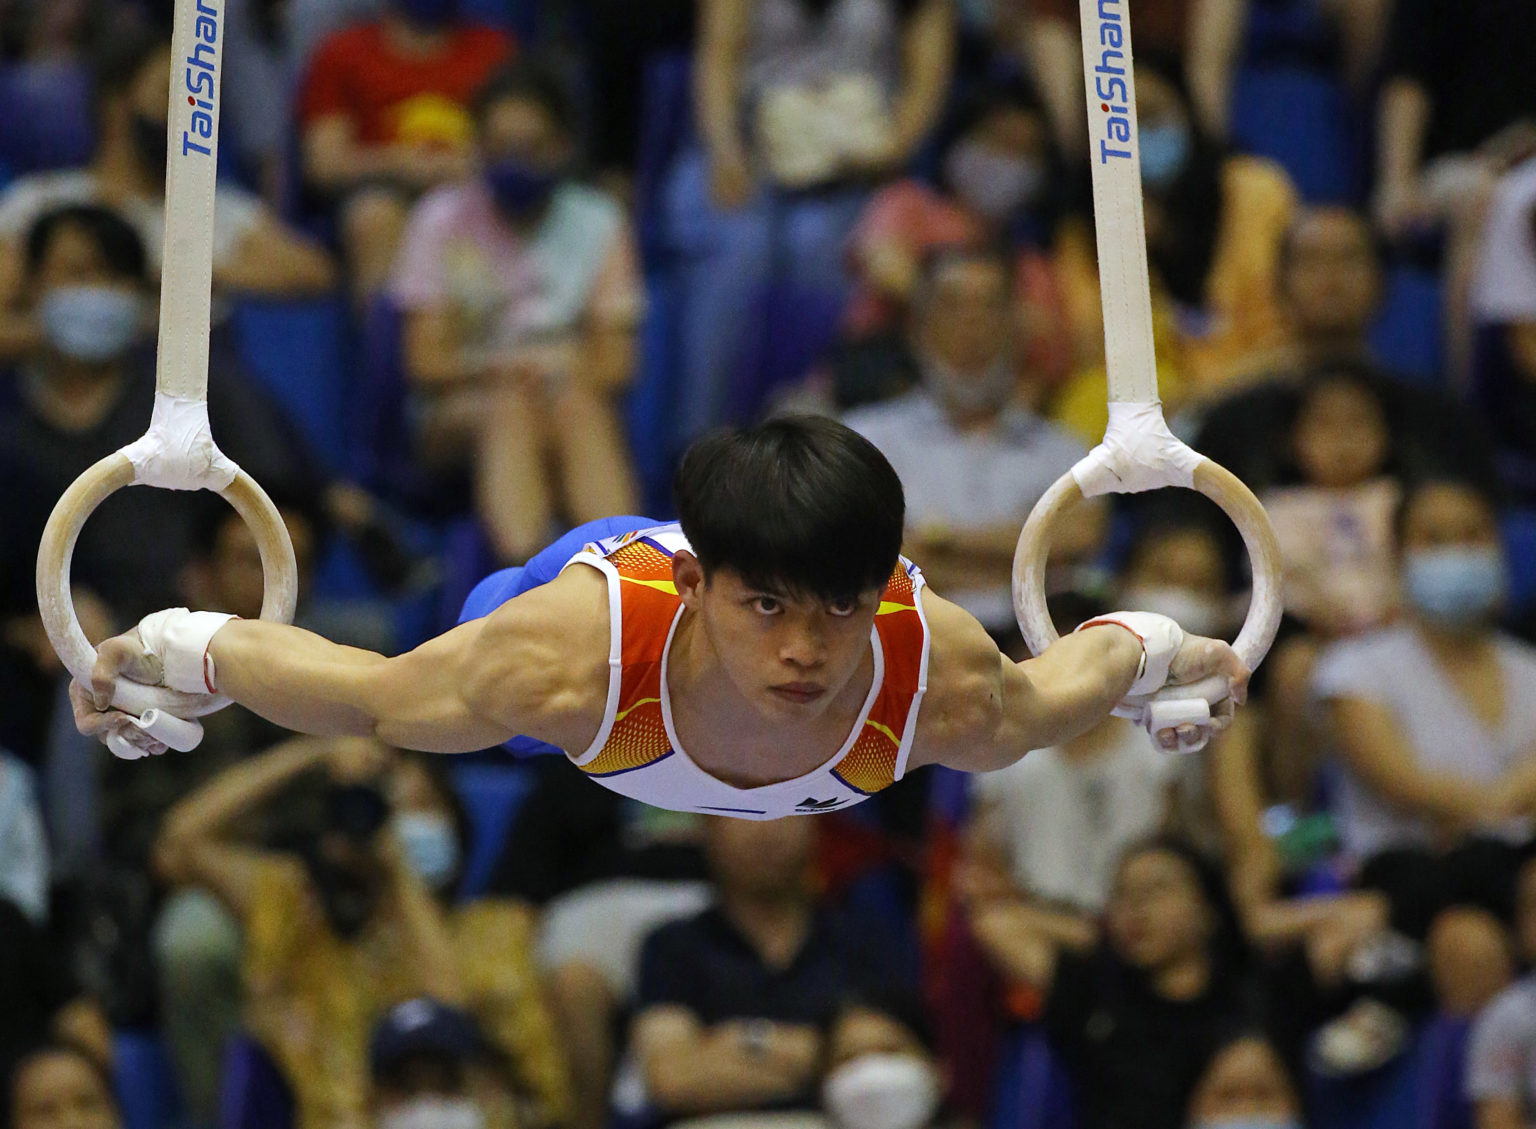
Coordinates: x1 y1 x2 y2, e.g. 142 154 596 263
0 898 76 1085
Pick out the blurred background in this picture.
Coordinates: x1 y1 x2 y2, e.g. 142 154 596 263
1 0 1535 1127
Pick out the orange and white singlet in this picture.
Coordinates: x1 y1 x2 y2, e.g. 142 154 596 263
560 523 931 819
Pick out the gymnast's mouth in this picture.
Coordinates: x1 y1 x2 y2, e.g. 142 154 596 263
770 683 826 703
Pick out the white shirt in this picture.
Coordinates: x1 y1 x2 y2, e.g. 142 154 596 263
971 720 1171 911
1471 155 1536 324
1467 976 1536 1124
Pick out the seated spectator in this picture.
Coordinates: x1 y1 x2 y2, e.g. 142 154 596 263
968 836 1297 1129
1050 61 1299 441
1309 479 1536 1063
0 204 320 758
1192 208 1495 495
298 0 514 298
1468 157 1536 505
1466 856 1536 1129
153 737 570 1129
631 816 915 1124
393 61 642 563
843 246 1101 645
670 0 955 441
1184 1032 1305 1129
0 29 335 361
823 1005 943 1129
842 76 1080 382
486 756 709 1129
368 997 526 1129
6 1041 121 1129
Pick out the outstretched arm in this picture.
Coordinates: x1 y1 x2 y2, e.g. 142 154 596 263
74 566 612 757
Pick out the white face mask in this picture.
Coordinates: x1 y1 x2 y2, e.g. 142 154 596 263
823 1053 941 1129
378 1096 487 1129
1120 584 1228 639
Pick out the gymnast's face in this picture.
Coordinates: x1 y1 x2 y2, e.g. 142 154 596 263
678 555 880 718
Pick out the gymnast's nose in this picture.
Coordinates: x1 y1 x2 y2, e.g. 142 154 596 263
778 617 827 669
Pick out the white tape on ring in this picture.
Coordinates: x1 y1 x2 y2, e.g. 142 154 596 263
1071 401 1204 497
121 392 239 491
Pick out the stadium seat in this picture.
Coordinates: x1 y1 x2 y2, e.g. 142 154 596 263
219 1033 295 1129
112 1029 183 1129
1504 510 1536 614
634 51 697 262
229 297 351 474
1369 268 1445 385
0 61 94 176
1229 66 1359 205
448 760 537 898
990 1024 1076 1129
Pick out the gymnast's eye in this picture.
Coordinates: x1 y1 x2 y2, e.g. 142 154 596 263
751 596 783 615
827 597 859 617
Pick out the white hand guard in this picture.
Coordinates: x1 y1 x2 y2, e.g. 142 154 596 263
135 608 237 695
1076 611 1227 753
1076 611 1185 697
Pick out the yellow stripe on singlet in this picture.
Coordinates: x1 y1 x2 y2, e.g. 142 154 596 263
877 600 910 616
863 717 900 745
614 697 663 723
620 577 679 594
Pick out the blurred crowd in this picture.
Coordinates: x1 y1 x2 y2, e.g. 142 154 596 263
0 0 1535 1128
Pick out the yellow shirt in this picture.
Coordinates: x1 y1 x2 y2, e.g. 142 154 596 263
242 858 571 1129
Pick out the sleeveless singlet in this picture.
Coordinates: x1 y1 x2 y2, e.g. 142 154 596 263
561 523 931 820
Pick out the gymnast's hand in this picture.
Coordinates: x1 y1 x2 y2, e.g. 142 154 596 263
69 630 172 758
1152 632 1251 752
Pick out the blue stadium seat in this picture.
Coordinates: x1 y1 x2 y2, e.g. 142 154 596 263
112 1029 183 1129
449 760 536 898
635 51 697 262
1229 66 1359 205
1369 267 1445 385
0 62 94 176
230 297 351 474
990 1024 1076 1129
219 1033 295 1129
1504 510 1536 614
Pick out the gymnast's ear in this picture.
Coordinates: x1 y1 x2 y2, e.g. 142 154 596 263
673 551 707 609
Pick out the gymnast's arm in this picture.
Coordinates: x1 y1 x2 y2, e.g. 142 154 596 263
76 567 611 756
908 591 1249 774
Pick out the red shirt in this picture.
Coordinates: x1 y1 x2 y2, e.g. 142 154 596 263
298 21 514 148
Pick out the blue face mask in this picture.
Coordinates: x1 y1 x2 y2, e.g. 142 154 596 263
1190 1119 1302 1129
394 813 461 890
1403 546 1507 629
396 0 458 29
485 157 559 219
1140 121 1191 190
40 285 144 363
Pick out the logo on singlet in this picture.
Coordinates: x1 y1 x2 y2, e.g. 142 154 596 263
795 797 847 812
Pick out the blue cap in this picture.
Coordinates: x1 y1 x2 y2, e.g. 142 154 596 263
369 998 486 1075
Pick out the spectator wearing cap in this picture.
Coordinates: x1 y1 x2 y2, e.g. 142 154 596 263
369 998 522 1129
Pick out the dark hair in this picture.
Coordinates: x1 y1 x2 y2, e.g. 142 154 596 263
24 204 147 285
1114 835 1248 974
911 242 1017 313
1276 205 1385 285
472 58 578 137
673 416 906 601
90 27 167 119
941 73 1066 242
5 1040 120 1129
1391 475 1502 551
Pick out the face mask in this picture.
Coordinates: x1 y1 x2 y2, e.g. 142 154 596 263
945 139 1044 223
395 0 459 29
1121 584 1227 639
925 355 1016 417
1403 546 1506 629
379 1096 487 1129
130 112 169 179
1139 121 1191 190
823 1054 941 1129
1190 1118 1303 1129
394 813 461 890
485 157 559 219
40 286 144 363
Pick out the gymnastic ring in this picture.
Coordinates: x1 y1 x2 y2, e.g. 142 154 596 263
35 451 298 719
1012 457 1284 674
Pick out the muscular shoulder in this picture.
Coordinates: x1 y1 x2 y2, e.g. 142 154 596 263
909 591 1007 770
459 565 614 750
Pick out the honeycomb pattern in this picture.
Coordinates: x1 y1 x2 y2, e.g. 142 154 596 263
582 698 673 777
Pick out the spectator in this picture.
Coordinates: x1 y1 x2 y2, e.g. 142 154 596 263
841 76 1080 382
0 750 48 926
631 816 914 1123
0 29 335 361
298 0 514 297
1308 479 1536 1067
1468 157 1536 505
823 1006 942 1129
6 1041 121 1129
368 997 525 1129
0 204 319 758
1184 1032 1305 1129
1050 61 1298 442
486 756 710 1129
1373 0 1536 378
153 737 570 1129
968 837 1284 1129
1466 856 1536 1129
1191 208 1495 496
843 246 1100 645
671 0 955 441
392 61 643 563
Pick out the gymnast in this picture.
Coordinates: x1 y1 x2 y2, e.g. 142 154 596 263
71 414 1249 820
